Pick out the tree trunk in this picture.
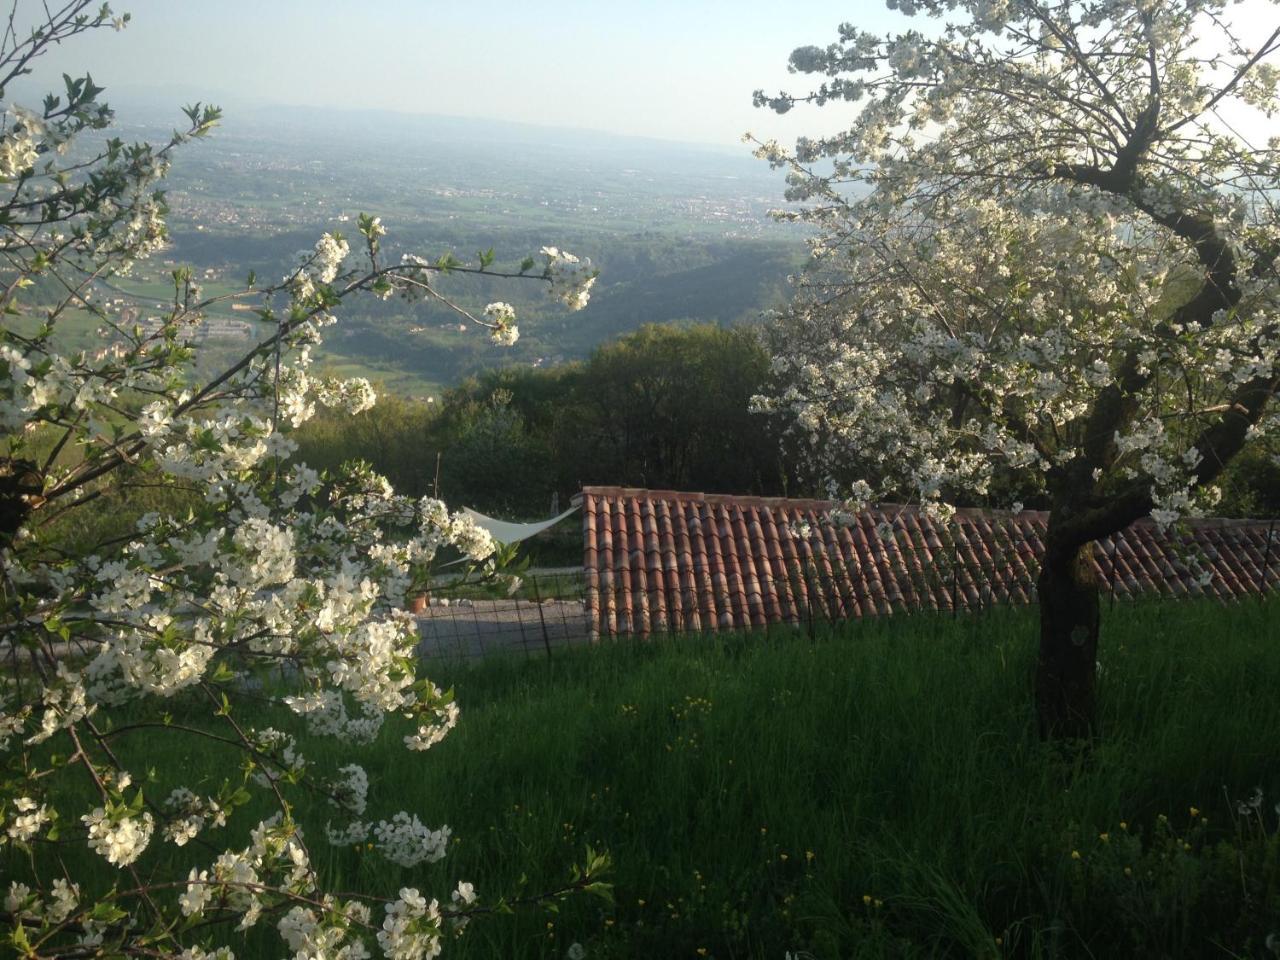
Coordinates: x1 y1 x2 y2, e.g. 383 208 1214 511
1036 541 1100 741
0 458 43 548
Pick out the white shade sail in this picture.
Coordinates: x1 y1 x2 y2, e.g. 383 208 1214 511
460 505 579 546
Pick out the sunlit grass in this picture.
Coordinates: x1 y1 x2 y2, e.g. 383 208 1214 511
15 599 1280 958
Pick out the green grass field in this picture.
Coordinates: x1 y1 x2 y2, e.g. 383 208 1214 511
11 600 1280 958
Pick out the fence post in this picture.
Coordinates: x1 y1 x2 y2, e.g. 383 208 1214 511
474 592 490 658
951 531 959 619
444 595 467 659
1107 534 1119 609
508 587 529 659
530 575 554 660
805 561 816 642
1258 519 1276 602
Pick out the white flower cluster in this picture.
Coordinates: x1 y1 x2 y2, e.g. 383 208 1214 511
447 880 477 934
0 699 24 749
285 689 385 743
177 947 236 960
317 376 378 415
541 246 597 311
180 816 312 932
278 900 374 960
404 697 459 752
0 106 44 179
249 728 307 786
150 410 280 485
290 232 351 300
288 691 386 742
446 512 496 562
0 344 36 431
26 665 92 746
0 128 38 178
228 518 297 590
5 878 79 924
377 887 443 960
372 812 451 868
82 806 155 867
5 796 51 843
0 344 113 435
163 788 227 847
329 763 370 817
325 818 371 847
86 619 216 702
484 301 519 346
114 194 169 262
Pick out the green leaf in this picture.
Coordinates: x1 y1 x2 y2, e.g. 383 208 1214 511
81 74 104 104
210 662 236 683
10 918 31 951
89 901 128 924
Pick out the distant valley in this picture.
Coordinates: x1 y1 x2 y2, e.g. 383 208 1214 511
99 103 808 395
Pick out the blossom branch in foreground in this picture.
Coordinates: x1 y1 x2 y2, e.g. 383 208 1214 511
0 5 604 956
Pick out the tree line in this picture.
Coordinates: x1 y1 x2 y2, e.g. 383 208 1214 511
295 321 1280 521
294 322 813 517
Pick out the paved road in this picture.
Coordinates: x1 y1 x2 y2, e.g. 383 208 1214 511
416 598 591 660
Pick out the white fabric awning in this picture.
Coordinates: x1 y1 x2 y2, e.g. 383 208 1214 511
461 505 579 546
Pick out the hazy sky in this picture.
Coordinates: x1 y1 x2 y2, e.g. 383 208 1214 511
23 0 910 147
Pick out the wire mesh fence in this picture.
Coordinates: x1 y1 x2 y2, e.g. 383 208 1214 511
415 572 590 661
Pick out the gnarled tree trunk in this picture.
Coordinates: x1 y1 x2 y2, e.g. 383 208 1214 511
0 457 43 548
1035 540 1100 741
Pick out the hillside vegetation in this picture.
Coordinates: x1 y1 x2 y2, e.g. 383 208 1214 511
293 323 1280 521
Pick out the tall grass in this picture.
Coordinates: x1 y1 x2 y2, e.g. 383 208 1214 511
14 600 1280 958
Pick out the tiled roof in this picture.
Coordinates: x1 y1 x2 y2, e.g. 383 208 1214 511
576 486 1279 638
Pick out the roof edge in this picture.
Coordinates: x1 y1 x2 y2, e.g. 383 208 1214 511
575 486 1276 529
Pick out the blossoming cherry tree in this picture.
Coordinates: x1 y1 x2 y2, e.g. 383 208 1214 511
752 0 1280 738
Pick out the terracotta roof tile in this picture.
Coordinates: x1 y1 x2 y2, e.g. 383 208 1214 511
575 486 1279 638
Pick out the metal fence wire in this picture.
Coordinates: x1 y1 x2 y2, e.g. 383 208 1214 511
416 572 591 661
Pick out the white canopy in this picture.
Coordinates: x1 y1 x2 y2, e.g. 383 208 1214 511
461 505 579 546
